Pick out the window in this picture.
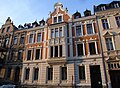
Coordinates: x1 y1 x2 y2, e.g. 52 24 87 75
77 44 84 56
114 3 119 8
34 68 39 80
4 38 9 47
51 46 53 57
29 34 33 43
37 33 41 42
60 45 62 57
115 16 120 27
86 24 93 34
27 50 31 60
105 38 114 51
79 66 85 80
102 19 109 29
54 17 57 23
55 46 58 57
101 6 106 10
61 67 67 80
51 29 54 38
7 68 11 79
58 16 62 22
59 27 63 37
18 50 23 60
48 67 53 80
20 34 25 44
89 42 96 55
55 28 58 37
1 28 5 33
13 36 17 44
35 49 40 60
6 26 10 32
25 68 30 80
76 25 82 36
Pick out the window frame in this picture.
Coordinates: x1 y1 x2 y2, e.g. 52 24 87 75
51 29 54 38
61 67 67 80
86 23 94 35
20 34 25 44
101 19 109 29
77 43 84 56
37 33 42 42
25 68 30 80
6 26 10 32
13 36 18 45
59 27 63 37
47 67 53 81
79 66 86 80
115 16 120 27
88 42 96 55
27 50 32 60
105 37 114 51
34 68 39 80
29 34 34 43
75 25 83 36
35 49 41 60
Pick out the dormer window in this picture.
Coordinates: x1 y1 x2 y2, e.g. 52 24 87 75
101 6 106 11
54 17 57 23
58 16 62 22
114 3 119 8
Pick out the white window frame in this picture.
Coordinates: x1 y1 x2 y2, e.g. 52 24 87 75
76 43 85 56
75 25 83 37
34 48 41 60
101 18 110 29
52 14 63 24
101 6 106 10
28 33 34 43
115 16 120 27
36 32 42 42
59 27 63 37
86 23 95 35
114 3 119 8
88 41 98 55
105 37 115 51
26 49 33 60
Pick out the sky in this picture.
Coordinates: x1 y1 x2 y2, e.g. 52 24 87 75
0 0 116 27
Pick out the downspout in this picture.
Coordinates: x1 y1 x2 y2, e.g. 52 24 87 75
96 16 109 88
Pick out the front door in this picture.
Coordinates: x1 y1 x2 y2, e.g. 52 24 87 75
90 65 102 88
14 67 20 83
109 70 120 88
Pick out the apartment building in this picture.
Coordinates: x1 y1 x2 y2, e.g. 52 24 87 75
0 17 23 84
94 1 120 88
68 10 106 88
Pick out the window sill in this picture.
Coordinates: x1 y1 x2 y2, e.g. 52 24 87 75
47 80 53 83
80 79 86 83
103 28 113 30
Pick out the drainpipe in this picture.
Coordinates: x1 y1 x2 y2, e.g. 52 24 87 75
96 16 109 88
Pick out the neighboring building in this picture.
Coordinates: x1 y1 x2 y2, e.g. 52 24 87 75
68 9 106 88
21 20 48 87
94 1 120 88
0 17 20 84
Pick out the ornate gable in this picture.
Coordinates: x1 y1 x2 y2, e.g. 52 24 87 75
47 2 70 25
